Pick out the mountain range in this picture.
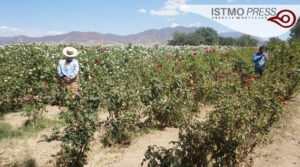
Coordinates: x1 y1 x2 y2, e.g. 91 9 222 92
0 26 262 45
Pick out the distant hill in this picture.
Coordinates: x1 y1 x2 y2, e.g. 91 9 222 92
0 26 197 45
0 27 265 45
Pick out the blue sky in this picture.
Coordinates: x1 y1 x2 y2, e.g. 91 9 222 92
0 0 299 37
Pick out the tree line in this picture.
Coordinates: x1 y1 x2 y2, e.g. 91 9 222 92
168 18 300 47
168 27 259 47
290 17 300 42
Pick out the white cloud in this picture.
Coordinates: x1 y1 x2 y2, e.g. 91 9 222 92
150 0 188 16
171 23 179 27
189 22 201 27
46 30 64 35
0 25 64 37
138 8 147 13
0 26 19 31
166 17 175 22
151 10 179 16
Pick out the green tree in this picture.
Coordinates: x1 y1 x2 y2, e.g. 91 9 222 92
186 33 205 45
194 27 219 45
219 36 236 46
236 35 258 47
290 17 300 42
168 32 188 45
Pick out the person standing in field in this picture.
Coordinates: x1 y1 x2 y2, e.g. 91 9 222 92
58 47 80 98
253 46 269 77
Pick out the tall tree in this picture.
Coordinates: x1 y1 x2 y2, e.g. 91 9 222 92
194 27 219 45
186 33 205 45
168 32 188 45
236 35 258 47
290 17 300 42
219 36 236 46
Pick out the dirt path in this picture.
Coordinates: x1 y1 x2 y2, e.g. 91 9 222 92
0 105 63 167
86 105 212 167
251 93 300 167
0 128 61 167
86 128 179 167
0 108 110 167
0 105 63 128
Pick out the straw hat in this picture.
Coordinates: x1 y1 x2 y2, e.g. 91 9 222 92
63 47 78 57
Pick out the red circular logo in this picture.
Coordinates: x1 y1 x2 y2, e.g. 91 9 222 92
267 9 296 28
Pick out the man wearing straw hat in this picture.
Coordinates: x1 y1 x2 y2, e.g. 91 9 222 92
57 47 80 98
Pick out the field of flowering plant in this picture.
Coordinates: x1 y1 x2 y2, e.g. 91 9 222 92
0 42 299 166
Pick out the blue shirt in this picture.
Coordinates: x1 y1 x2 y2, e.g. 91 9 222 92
253 52 268 70
57 59 79 79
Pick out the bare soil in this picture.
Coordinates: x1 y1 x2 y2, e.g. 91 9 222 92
0 128 61 167
0 105 63 128
86 128 179 167
250 93 300 167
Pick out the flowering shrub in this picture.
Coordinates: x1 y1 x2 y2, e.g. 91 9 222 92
140 78 187 128
1 41 299 166
101 84 142 146
57 81 101 167
142 41 300 166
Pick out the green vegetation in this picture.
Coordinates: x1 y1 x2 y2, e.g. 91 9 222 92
1 27 299 166
142 41 300 166
168 27 258 47
290 17 300 42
